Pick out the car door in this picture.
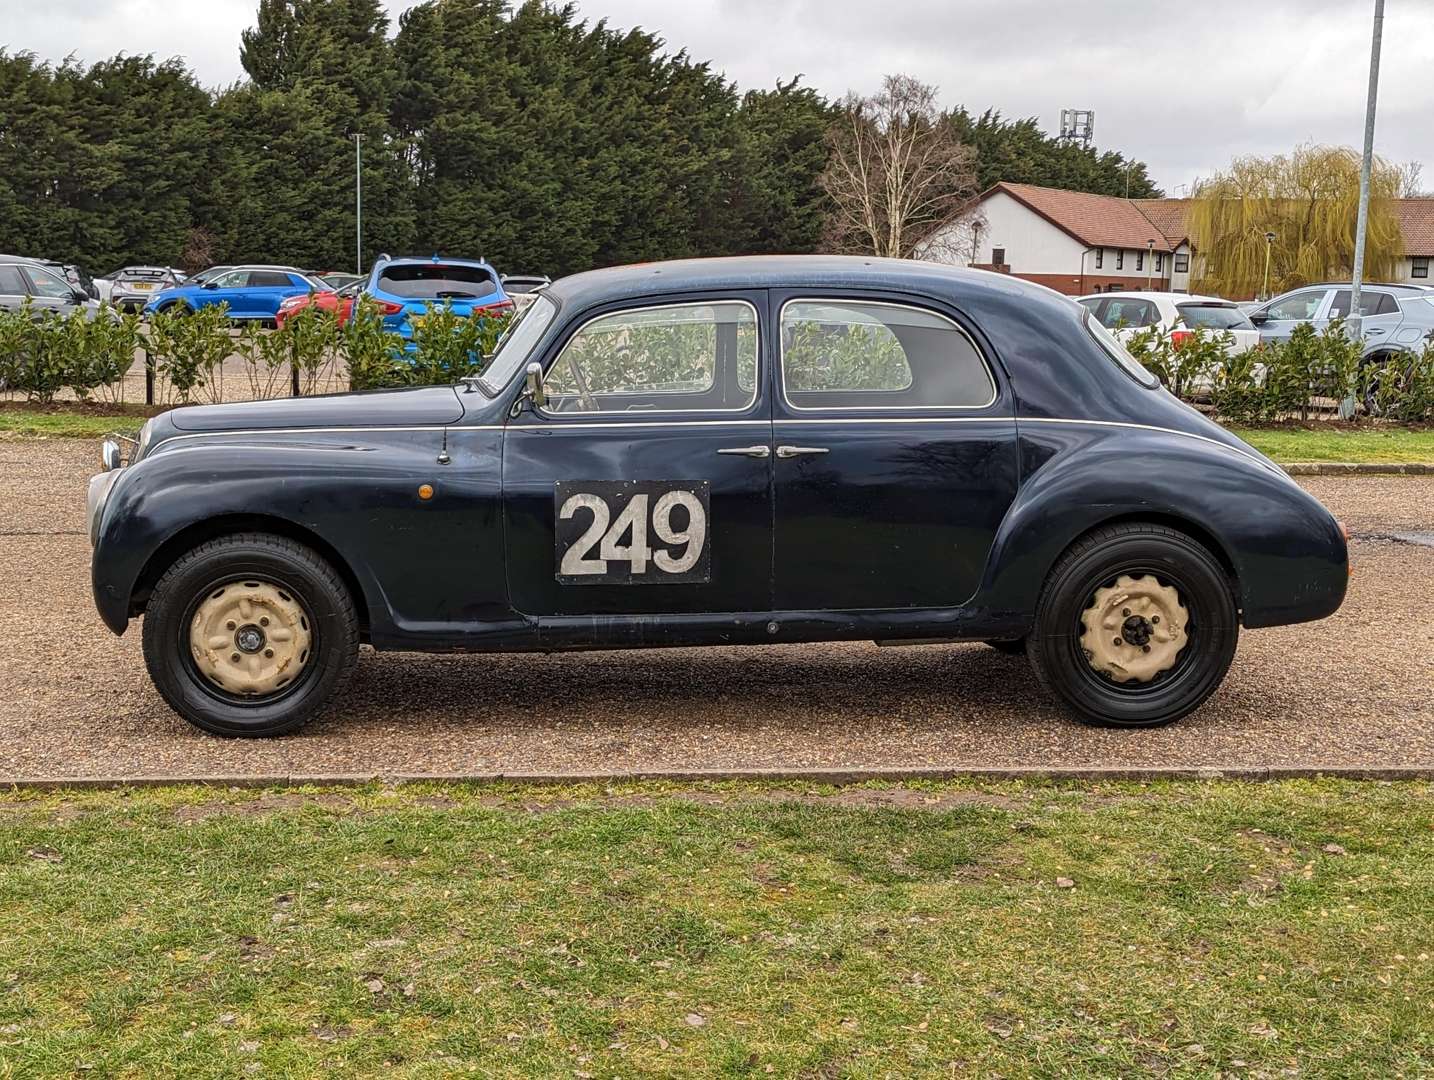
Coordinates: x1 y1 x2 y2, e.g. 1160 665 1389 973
502 293 774 620
250 271 308 317
19 263 85 318
1328 288 1401 347
770 294 1019 611
1253 288 1331 345
200 269 252 314
0 264 32 315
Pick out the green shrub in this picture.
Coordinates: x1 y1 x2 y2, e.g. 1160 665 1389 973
340 298 409 391
73 305 143 402
1364 338 1434 422
143 304 234 403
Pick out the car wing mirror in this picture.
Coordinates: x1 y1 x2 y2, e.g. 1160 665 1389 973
521 361 546 410
1249 312 1268 325
202 282 219 290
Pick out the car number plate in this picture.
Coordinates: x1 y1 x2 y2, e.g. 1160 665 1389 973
131 282 155 290
555 480 710 585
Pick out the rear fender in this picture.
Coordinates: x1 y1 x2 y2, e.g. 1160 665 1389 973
977 426 1347 629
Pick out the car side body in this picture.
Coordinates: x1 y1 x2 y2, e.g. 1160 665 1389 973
1250 282 1434 357
89 256 1348 735
0 255 106 320
1076 291 1261 356
142 265 330 321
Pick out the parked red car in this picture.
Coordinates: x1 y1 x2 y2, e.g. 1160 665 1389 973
275 280 358 328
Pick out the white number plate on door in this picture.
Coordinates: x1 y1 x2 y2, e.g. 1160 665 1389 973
555 481 711 585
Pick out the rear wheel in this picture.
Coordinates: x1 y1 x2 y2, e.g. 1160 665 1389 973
1027 523 1238 728
141 533 359 737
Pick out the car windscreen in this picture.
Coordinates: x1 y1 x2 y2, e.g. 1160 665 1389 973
478 294 559 395
378 263 498 300
1085 311 1159 388
503 278 547 293
1176 303 1253 330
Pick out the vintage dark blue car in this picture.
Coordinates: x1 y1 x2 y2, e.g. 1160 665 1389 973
88 256 1349 737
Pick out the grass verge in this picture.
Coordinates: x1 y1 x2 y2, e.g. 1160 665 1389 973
0 402 155 439
0 779 1430 1077
1230 425 1434 463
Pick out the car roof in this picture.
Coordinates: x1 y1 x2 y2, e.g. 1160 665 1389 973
1073 290 1236 305
544 255 1070 312
374 255 497 270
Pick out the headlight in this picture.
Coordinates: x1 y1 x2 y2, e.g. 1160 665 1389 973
87 471 120 547
136 419 155 461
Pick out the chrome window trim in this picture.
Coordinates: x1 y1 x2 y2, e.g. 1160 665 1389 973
536 298 761 420
777 297 998 412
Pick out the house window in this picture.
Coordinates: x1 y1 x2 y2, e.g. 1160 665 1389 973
991 247 1005 266
1095 249 1104 269
1414 257 1430 279
1174 253 1189 274
1116 251 1124 270
1156 253 1164 273
1136 251 1144 271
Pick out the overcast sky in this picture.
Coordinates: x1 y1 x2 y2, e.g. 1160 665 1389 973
9 0 1432 194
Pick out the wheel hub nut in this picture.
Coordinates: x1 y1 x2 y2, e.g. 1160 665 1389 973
1079 574 1188 684
235 625 266 653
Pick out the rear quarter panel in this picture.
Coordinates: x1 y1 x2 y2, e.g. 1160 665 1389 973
977 423 1348 629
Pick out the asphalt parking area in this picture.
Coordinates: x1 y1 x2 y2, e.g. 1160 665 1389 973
2 437 1432 779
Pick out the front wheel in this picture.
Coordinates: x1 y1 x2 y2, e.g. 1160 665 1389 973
142 533 359 737
1026 523 1238 728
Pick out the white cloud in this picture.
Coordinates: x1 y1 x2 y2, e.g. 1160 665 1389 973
5 0 1429 193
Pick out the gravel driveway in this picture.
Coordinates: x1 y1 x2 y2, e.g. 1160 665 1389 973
3 436 1432 780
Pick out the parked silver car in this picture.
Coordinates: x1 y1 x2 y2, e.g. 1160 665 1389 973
1249 282 1434 352
108 266 186 312
0 255 105 319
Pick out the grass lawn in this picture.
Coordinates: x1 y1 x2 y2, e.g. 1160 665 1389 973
0 779 1430 1077
1230 426 1434 464
0 406 151 439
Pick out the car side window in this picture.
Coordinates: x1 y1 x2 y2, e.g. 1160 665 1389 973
211 270 250 289
250 271 295 287
542 300 758 415
1099 298 1158 329
0 265 27 296
1265 291 1325 321
23 265 74 299
780 300 995 410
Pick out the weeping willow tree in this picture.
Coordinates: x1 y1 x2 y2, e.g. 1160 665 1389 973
1186 146 1404 298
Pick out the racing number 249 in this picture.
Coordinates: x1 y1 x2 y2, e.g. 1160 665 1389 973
555 481 710 583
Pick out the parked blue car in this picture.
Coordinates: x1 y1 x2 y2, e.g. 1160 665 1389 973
143 265 330 322
362 254 513 341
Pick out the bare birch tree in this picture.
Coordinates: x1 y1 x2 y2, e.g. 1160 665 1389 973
819 75 979 259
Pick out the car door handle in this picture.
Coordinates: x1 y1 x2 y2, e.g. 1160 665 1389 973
716 445 771 458
776 445 829 458
1366 328 1385 335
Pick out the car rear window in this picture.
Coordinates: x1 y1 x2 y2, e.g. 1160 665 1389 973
379 264 498 300
1176 303 1253 330
1085 313 1159 388
117 268 169 282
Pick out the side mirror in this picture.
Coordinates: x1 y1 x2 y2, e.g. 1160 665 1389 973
1249 312 1268 325
521 361 546 409
202 281 219 290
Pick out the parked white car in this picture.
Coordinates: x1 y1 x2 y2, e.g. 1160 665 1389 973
1076 292 1261 356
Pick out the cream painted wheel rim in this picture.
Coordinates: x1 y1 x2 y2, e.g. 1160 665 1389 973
189 580 313 697
1079 574 1188 684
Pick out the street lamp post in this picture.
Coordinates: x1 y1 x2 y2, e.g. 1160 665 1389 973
354 133 363 277
1262 231 1276 300
1346 0 1384 420
1350 0 1384 344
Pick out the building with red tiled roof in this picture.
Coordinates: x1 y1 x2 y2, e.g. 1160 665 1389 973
926 182 1434 296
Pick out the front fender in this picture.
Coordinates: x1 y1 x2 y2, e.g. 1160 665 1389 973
976 424 1347 629
89 429 514 643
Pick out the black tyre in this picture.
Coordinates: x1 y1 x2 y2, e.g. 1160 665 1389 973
984 638 1026 655
1026 523 1238 728
142 533 359 737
